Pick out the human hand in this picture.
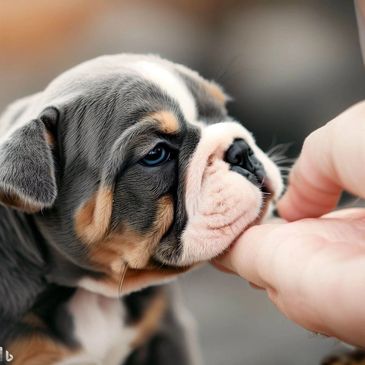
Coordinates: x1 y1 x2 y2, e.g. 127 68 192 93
214 102 365 346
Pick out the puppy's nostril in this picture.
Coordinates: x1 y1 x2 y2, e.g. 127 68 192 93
225 139 253 169
224 139 266 186
225 139 250 166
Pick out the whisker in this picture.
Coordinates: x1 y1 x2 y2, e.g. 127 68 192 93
118 260 129 297
270 154 287 161
266 142 293 158
275 158 297 165
266 136 278 154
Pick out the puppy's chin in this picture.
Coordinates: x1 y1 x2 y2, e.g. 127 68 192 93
177 159 265 266
78 264 192 298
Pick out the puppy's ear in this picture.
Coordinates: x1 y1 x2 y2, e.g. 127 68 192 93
0 103 58 213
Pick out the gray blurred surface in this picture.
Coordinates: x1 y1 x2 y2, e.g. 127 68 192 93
178 266 342 365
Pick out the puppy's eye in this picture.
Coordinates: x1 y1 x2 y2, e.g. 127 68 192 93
140 143 172 167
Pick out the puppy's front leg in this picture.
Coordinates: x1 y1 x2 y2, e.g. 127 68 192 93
124 313 200 365
6 333 75 365
124 286 201 365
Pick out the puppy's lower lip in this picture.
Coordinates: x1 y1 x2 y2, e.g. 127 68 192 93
230 165 270 193
231 165 260 186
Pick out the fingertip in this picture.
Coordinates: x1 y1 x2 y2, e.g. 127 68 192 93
213 224 277 278
211 256 236 274
277 168 341 221
277 162 311 221
277 190 303 221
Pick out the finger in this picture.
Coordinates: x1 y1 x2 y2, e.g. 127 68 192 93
219 217 365 286
210 260 264 289
278 102 365 221
322 207 365 220
210 260 237 275
217 223 280 288
217 218 365 346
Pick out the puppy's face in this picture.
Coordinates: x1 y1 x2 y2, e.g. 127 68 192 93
0 55 282 296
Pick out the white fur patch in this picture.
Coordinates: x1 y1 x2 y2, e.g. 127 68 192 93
78 278 120 298
78 275 177 299
127 60 197 123
57 289 134 365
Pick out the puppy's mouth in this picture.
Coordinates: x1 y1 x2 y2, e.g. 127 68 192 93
230 180 273 232
225 138 268 192
175 163 274 266
224 138 274 226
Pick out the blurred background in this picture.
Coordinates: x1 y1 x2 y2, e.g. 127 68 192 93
1 0 364 364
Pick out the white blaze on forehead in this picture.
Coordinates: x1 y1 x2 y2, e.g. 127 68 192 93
127 60 197 122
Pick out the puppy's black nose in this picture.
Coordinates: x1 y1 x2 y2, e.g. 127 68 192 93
224 139 266 186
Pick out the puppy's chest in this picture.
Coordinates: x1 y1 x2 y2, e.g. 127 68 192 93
58 289 135 365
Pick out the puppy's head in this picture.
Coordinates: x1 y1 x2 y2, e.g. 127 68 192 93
0 55 282 296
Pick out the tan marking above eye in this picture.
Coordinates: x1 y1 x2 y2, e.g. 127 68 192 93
74 187 114 244
204 81 228 105
149 110 179 134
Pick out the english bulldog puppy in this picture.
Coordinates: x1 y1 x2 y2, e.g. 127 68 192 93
0 54 282 365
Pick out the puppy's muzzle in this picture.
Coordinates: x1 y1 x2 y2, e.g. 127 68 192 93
224 138 266 187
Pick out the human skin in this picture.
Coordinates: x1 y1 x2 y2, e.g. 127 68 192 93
215 101 365 346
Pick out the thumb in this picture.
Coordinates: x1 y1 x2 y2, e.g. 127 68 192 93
278 102 365 221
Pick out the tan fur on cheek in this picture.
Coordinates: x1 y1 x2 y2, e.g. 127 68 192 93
89 195 174 271
130 291 167 348
77 195 177 296
8 335 76 365
74 187 113 243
